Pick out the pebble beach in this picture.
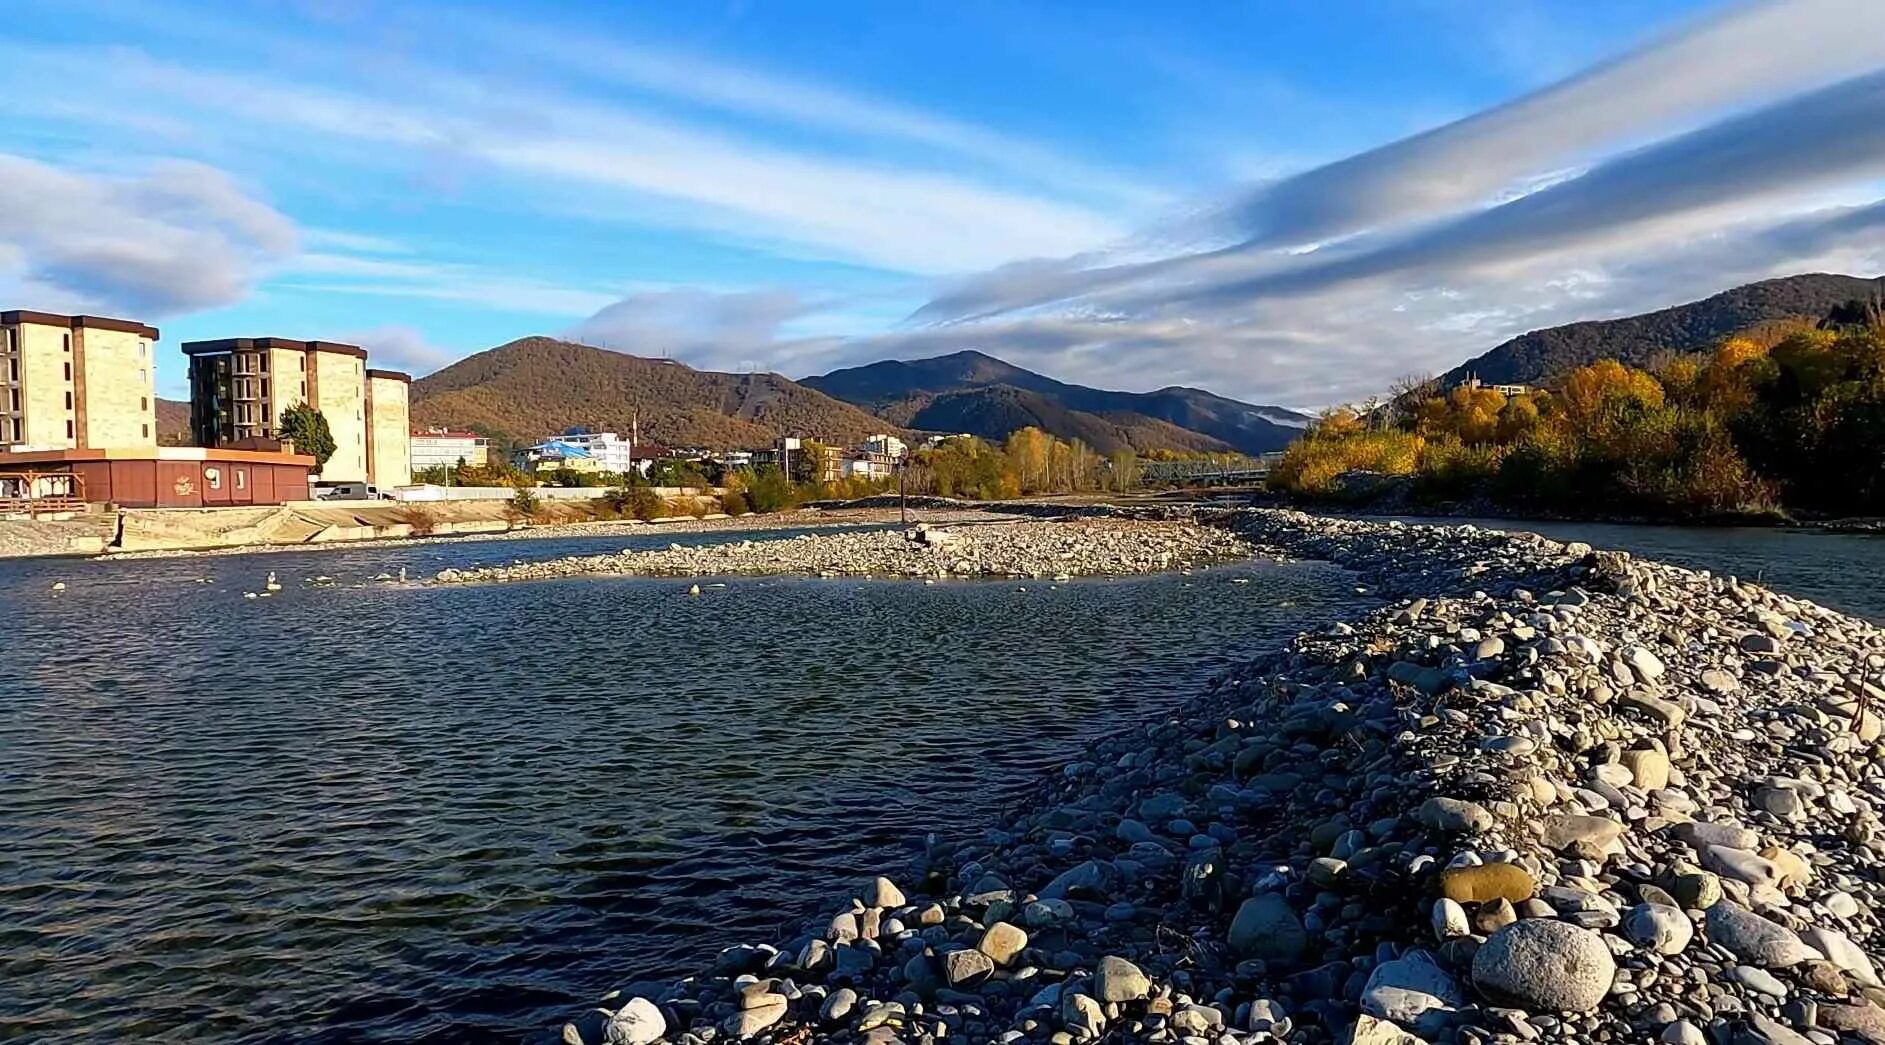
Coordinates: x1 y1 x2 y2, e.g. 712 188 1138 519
547 507 1885 1045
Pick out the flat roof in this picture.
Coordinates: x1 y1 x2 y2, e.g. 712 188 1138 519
0 446 317 467
366 368 412 383
1 310 159 339
411 429 485 439
182 337 368 359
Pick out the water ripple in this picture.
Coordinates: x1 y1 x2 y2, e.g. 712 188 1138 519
0 531 1360 1043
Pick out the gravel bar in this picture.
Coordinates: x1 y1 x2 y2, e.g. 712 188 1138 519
552 507 1885 1045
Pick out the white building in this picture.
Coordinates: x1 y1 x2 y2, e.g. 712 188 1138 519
544 429 636 473
864 433 907 458
410 428 489 471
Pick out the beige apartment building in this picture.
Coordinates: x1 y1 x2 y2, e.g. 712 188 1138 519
1 310 160 450
184 337 409 488
365 369 411 489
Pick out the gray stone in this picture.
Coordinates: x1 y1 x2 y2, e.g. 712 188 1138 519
1623 645 1667 681
821 988 857 1023
943 948 994 987
1094 955 1151 1002
1417 797 1493 834
1346 1014 1427 1045
1471 919 1616 1012
978 922 1028 967
1706 903 1822 968
1623 903 1694 955
1361 950 1463 1028
862 876 905 907
721 996 787 1039
604 998 666 1045
1229 893 1308 962
1802 926 1882 987
1539 814 1624 854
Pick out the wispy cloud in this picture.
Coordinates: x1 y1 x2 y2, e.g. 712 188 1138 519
0 153 295 316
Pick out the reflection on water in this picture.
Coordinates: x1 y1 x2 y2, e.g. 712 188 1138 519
0 530 1359 1044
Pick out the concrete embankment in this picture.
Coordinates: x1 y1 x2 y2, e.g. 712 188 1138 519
432 517 1250 584
560 508 1885 1045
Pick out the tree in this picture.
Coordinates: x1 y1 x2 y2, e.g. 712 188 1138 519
278 403 337 469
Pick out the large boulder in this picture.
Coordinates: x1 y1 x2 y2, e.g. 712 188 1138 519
1229 893 1308 963
1471 919 1616 1012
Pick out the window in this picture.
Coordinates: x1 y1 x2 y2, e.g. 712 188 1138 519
142 423 150 439
260 355 269 374
64 391 73 410
140 369 147 385
140 397 148 411
8 390 17 412
261 379 269 399
65 420 74 439
62 334 70 353
63 362 71 381
138 341 147 358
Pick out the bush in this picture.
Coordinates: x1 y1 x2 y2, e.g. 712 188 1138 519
394 505 439 536
1268 427 1423 498
1412 439 1505 500
721 490 751 515
507 487 541 521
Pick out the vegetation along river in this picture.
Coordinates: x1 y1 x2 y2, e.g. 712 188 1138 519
0 525 1359 1044
2 516 1878 1043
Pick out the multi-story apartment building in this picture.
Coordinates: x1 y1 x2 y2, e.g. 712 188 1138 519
184 337 409 487
0 310 160 450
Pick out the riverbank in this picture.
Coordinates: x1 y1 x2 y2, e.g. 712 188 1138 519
98 507 1010 561
561 508 1885 1045
432 517 1250 584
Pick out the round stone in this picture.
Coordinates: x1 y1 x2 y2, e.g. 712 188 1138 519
1471 919 1617 1012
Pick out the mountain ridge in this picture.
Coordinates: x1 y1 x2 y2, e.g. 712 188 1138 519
804 349 1309 454
1446 273 1885 387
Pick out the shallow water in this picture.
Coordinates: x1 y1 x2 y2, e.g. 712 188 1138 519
0 528 1360 1043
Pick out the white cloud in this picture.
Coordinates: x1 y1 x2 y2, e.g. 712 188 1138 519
570 289 815 372
0 153 296 316
340 324 458 376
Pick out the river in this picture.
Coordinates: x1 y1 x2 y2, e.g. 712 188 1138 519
0 526 1359 1044
3 515 1878 1043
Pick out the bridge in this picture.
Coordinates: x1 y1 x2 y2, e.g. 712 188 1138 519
1137 453 1279 486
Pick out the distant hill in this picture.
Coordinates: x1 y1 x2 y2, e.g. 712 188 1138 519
409 336 898 449
156 398 191 445
804 350 1309 455
1446 273 1885 387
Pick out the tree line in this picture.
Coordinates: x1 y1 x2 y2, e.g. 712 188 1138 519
1270 305 1885 519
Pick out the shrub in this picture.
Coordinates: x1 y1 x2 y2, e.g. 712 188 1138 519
394 505 439 536
507 487 541 521
721 490 751 515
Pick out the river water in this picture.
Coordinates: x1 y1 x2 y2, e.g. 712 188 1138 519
4 516 1878 1044
0 526 1361 1044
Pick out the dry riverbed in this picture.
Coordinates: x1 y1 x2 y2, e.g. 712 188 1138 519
431 517 1250 584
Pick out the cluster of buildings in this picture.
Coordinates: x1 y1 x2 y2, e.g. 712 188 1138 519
504 430 910 484
1 305 917 514
0 309 410 510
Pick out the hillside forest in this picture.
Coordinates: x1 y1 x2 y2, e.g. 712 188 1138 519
1271 307 1885 520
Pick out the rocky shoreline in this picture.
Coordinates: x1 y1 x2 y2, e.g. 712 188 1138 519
432 518 1250 584
558 508 1885 1045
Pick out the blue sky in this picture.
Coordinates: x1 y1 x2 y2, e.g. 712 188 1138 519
3 0 1883 406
